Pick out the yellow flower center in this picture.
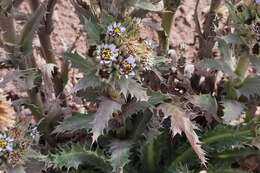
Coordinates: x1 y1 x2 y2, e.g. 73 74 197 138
101 48 112 60
114 27 121 34
0 139 8 148
121 61 133 74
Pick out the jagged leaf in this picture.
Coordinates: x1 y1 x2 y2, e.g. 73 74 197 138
157 103 206 166
72 71 102 93
218 39 237 71
64 52 95 73
128 80 149 102
50 144 112 172
8 165 26 173
198 59 237 78
83 17 103 45
236 76 260 98
222 100 245 125
20 2 46 54
192 94 218 115
222 33 242 44
52 112 94 134
147 90 171 106
110 140 131 173
134 0 164 11
91 97 122 142
123 100 149 120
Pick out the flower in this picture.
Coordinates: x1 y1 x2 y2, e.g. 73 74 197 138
119 55 136 76
107 22 126 37
256 0 260 4
96 43 119 65
0 132 14 152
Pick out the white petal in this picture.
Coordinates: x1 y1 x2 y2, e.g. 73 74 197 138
129 71 135 76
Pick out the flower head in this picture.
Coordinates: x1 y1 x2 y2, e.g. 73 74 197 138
119 55 136 77
96 43 119 65
107 22 126 37
0 132 14 153
256 0 260 4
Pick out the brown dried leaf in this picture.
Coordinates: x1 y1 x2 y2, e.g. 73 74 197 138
157 103 207 166
0 95 16 131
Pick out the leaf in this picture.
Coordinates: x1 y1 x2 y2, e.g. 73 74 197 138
192 94 218 115
83 17 103 45
236 76 260 98
19 2 46 54
250 55 260 73
52 112 94 134
134 0 164 11
123 100 149 120
64 52 95 73
72 71 102 93
222 33 242 44
147 90 171 106
218 39 237 71
198 58 237 78
128 80 149 102
50 144 112 172
157 103 207 166
222 100 245 125
8 165 26 173
91 97 122 142
118 77 129 99
109 140 131 173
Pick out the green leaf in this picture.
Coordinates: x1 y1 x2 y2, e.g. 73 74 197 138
192 94 218 115
222 33 242 44
8 165 26 173
50 144 112 172
83 17 103 45
128 79 149 102
221 100 245 125
72 71 102 93
64 52 95 73
52 112 94 134
110 140 131 173
198 58 237 78
218 39 237 71
91 97 122 142
123 100 150 120
134 0 164 12
147 90 171 106
236 76 260 98
19 2 46 54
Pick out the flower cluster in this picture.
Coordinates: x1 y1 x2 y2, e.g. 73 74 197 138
95 21 153 81
0 123 39 167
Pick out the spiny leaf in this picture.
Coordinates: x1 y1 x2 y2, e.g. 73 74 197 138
157 103 207 166
64 52 95 73
8 165 26 173
72 71 102 93
91 97 122 142
221 100 245 125
236 76 260 98
192 94 218 116
147 90 171 106
218 39 237 71
123 100 149 120
198 58 237 78
52 112 94 134
50 144 112 172
20 2 46 54
134 0 164 11
83 17 103 45
128 80 149 102
109 140 132 173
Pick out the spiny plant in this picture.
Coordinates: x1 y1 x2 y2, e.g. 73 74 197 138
0 0 259 173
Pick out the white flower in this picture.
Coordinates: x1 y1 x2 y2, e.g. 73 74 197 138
119 55 136 77
107 22 126 37
96 43 119 65
0 133 14 152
